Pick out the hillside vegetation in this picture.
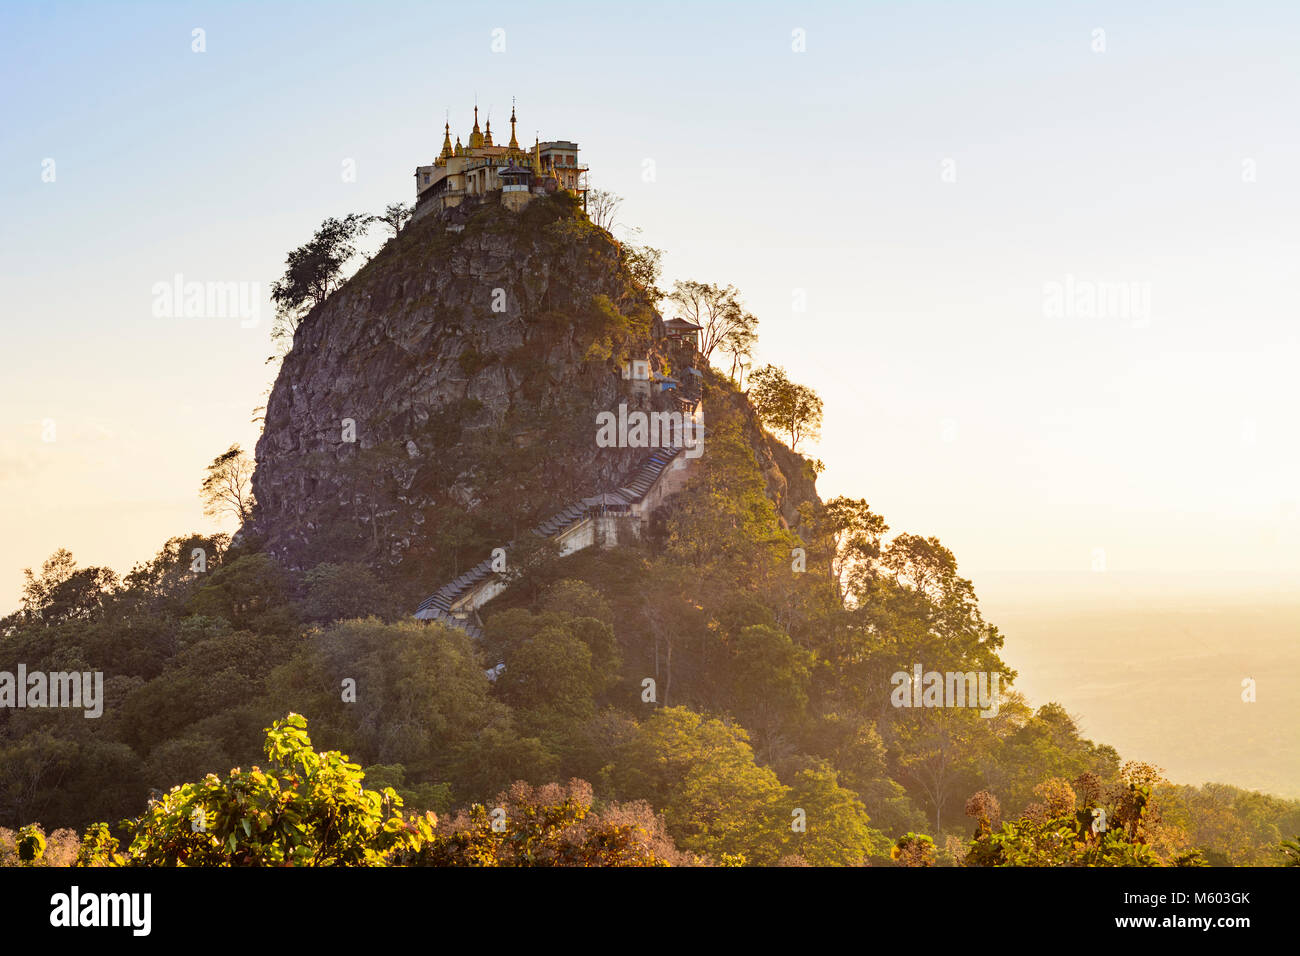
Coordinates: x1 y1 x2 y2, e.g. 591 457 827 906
3 194 1297 866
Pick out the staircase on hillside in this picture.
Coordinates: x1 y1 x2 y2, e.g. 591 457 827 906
413 439 697 641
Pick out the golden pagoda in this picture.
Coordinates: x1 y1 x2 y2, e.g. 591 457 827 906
413 100 587 218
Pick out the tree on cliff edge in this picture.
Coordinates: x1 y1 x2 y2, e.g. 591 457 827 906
746 364 823 451
367 202 413 237
587 188 623 233
200 443 255 526
666 280 758 364
270 213 368 349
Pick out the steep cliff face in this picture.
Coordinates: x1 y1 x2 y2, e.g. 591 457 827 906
250 192 818 595
761 427 821 527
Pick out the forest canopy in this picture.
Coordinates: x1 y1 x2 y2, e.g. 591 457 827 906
2 376 1296 866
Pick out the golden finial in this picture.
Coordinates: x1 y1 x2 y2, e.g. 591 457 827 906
439 119 453 163
469 104 483 149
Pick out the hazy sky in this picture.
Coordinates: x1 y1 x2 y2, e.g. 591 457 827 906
2 0 1298 614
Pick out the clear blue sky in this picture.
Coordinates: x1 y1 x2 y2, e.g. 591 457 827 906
2 0 1299 613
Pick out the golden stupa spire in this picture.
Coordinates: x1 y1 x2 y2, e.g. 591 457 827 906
532 135 541 174
484 117 494 147
438 119 453 163
508 98 519 150
469 104 483 149
454 136 463 157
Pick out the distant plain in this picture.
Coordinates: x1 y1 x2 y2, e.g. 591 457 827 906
986 592 1300 798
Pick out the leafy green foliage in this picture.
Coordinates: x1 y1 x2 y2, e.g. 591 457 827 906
3 548 117 628
17 824 45 863
302 562 395 622
620 241 664 302
746 364 823 451
100 714 434 866
1281 836 1300 866
73 717 677 867
187 553 299 635
0 824 80 867
788 762 890 865
612 707 789 864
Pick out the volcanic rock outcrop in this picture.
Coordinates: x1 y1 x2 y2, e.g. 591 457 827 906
249 193 815 598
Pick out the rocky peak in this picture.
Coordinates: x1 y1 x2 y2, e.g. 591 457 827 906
249 192 816 598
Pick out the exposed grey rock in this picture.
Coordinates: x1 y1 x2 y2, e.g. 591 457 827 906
249 195 691 580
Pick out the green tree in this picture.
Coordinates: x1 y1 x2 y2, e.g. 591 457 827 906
662 411 796 580
118 629 287 753
266 619 497 781
73 719 678 867
799 497 889 607
729 624 813 760
1281 836 1300 866
787 762 888 865
992 703 1121 816
813 714 928 836
81 714 434 866
302 562 394 622
746 364 823 451
7 548 117 626
620 238 664 302
613 707 789 864
890 707 993 834
187 553 298 634
120 533 230 610
497 626 598 728
270 212 368 346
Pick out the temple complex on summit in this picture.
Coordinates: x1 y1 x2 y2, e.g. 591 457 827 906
414 102 587 217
